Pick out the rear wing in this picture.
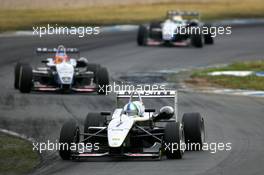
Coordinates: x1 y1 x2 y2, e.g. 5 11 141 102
167 10 200 17
116 90 179 121
167 10 200 20
36 47 80 54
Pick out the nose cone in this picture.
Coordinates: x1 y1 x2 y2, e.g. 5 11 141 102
162 21 176 40
107 115 134 147
56 62 74 84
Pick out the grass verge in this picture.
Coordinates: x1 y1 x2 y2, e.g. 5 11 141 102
0 132 40 175
185 60 264 91
1 0 264 31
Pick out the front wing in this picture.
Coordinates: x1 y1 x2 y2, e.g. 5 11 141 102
71 151 161 159
146 38 190 47
33 84 97 93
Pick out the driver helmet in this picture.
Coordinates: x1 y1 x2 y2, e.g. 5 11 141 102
54 46 69 64
124 102 140 116
171 15 183 23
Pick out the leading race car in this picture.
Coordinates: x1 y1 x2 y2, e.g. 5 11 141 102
59 91 205 160
14 45 109 94
137 11 214 48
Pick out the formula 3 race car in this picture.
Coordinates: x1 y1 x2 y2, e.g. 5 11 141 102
14 45 109 94
137 11 214 48
59 90 205 160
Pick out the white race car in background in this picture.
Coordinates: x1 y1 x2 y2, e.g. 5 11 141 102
137 11 214 48
59 91 205 160
14 45 109 94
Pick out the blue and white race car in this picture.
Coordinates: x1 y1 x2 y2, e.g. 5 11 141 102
14 45 109 94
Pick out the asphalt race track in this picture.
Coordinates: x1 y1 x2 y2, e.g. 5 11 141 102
0 25 264 175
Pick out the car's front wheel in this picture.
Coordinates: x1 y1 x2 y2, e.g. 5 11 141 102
204 24 214 44
86 63 101 82
87 63 100 74
14 62 25 89
163 122 184 159
19 64 33 93
191 32 203 48
59 119 80 160
137 25 148 46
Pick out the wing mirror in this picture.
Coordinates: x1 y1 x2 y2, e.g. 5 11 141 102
76 60 87 68
153 113 173 122
101 111 111 116
153 106 174 122
41 60 48 64
145 108 155 113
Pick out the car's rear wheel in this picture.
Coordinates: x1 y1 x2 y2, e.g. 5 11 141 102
137 25 148 46
182 113 205 151
19 64 33 93
84 113 106 144
14 62 25 89
59 119 80 160
96 67 109 95
163 122 184 159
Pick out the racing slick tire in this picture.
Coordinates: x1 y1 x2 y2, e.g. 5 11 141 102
87 63 101 82
14 62 25 89
59 119 80 160
204 25 214 44
191 33 203 48
84 113 106 144
137 25 148 46
87 63 101 74
182 113 205 151
19 64 33 93
96 67 109 95
163 122 184 159
204 33 214 44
